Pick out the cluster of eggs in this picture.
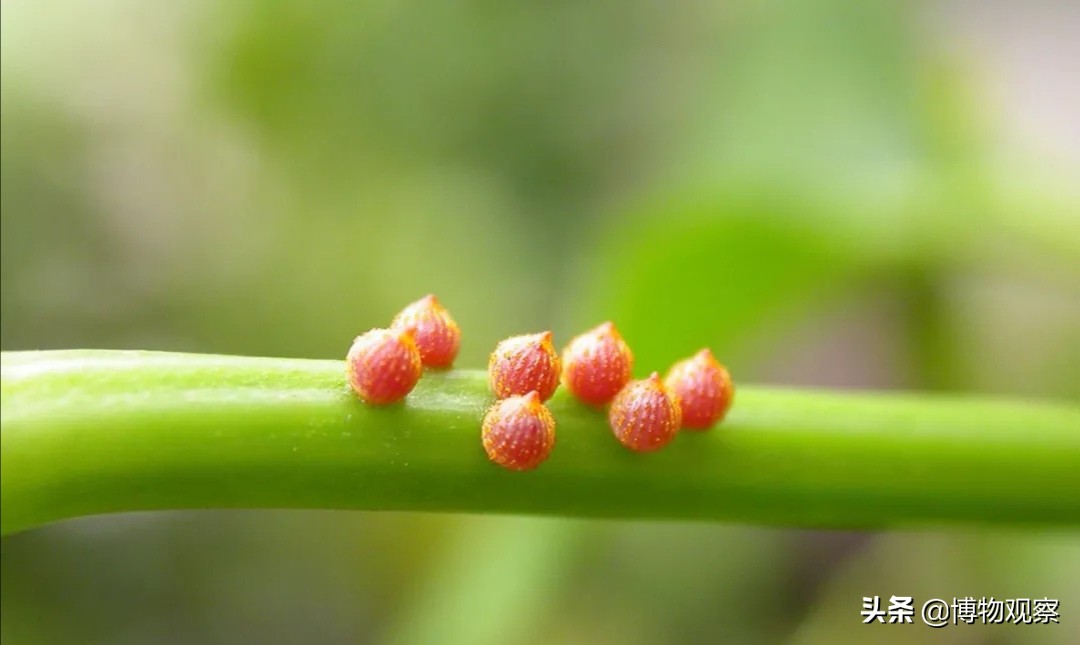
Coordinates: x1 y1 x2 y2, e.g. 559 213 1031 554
345 296 734 471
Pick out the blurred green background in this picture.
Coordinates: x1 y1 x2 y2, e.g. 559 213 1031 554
2 1 1079 643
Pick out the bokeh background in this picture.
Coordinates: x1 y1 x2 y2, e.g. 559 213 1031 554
2 1 1079 643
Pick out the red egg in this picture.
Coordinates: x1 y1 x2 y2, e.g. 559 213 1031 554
391 294 460 368
488 331 561 401
561 321 634 406
482 391 557 471
346 328 422 405
608 373 681 453
663 348 734 430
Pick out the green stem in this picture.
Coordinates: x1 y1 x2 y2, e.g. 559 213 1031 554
2 350 1078 535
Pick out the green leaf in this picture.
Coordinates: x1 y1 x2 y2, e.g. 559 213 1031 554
571 192 895 373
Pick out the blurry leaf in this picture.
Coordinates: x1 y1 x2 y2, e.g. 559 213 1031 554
381 518 582 645
570 191 896 376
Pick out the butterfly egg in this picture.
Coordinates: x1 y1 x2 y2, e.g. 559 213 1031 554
391 294 461 368
561 321 634 405
481 391 557 471
346 328 422 405
488 331 561 401
608 372 681 453
663 348 734 430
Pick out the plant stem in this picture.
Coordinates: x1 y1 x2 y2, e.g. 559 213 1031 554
2 350 1078 535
